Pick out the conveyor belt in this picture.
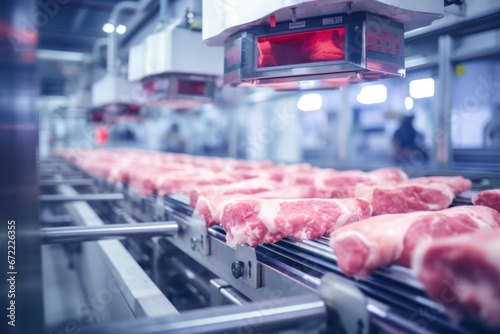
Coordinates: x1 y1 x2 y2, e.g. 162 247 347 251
155 194 497 334
45 159 499 334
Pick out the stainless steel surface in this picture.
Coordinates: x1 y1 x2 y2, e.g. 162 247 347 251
0 1 44 333
81 294 327 334
164 202 316 301
40 193 125 203
59 184 178 320
202 0 444 45
219 287 249 306
221 12 405 90
319 273 369 334
41 222 179 244
39 178 95 186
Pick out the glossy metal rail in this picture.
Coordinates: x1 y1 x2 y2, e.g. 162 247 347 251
39 178 95 186
40 193 125 202
41 222 178 244
81 294 326 334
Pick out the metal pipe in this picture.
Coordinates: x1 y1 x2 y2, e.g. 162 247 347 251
219 287 249 306
436 35 453 168
42 222 179 244
107 1 139 74
81 294 326 334
40 193 125 203
41 214 74 225
39 179 94 186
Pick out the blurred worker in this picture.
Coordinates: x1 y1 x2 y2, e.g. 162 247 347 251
164 123 186 153
392 115 428 164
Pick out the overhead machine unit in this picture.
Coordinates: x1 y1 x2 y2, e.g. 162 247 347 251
202 0 443 90
128 2 224 110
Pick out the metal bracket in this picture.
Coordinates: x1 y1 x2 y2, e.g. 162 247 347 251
209 278 231 306
153 195 166 221
233 245 261 288
319 273 369 334
190 213 210 256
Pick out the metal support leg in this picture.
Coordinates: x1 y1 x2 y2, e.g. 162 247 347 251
319 273 369 334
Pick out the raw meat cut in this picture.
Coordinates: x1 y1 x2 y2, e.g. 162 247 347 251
156 171 234 196
195 186 318 227
473 189 500 213
221 198 372 247
328 168 408 198
411 176 472 195
189 179 282 208
354 181 454 215
413 229 500 326
329 206 500 279
128 167 168 195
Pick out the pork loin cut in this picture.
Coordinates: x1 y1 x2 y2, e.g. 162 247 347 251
221 198 372 247
354 181 454 215
411 176 472 195
413 229 500 326
473 189 500 213
156 171 233 196
189 179 282 208
328 168 408 198
195 186 318 227
329 206 500 279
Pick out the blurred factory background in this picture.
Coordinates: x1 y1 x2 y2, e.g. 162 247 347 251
3 1 500 333
37 0 500 172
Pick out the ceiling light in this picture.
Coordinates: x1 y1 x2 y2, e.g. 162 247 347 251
116 24 127 35
409 78 435 99
297 93 323 112
405 96 414 110
356 84 387 105
102 23 114 34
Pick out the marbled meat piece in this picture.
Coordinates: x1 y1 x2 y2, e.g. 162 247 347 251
413 228 500 326
189 179 282 208
329 206 500 279
354 181 455 215
411 176 472 195
156 170 233 196
473 189 500 213
328 168 408 198
195 186 318 227
221 198 372 247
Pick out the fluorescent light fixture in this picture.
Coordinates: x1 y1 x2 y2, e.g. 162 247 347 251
297 93 323 112
116 24 127 35
409 78 435 99
37 49 90 62
405 96 414 110
356 84 387 105
102 23 115 33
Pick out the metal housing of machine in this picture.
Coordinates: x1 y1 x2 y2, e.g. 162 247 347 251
202 0 444 44
223 12 406 90
128 26 224 108
203 0 443 90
